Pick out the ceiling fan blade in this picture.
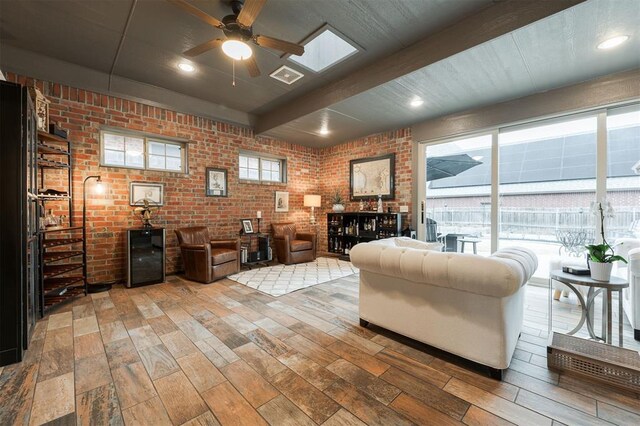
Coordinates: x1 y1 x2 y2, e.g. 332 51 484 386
166 0 224 29
244 56 261 77
183 38 223 57
255 35 304 56
237 0 267 27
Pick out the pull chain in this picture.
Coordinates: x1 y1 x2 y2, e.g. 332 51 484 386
232 60 236 87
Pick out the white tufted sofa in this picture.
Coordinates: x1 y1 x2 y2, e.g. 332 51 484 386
350 237 537 378
616 239 640 339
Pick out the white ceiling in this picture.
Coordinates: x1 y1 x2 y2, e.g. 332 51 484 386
265 0 640 146
0 0 491 113
1 0 638 147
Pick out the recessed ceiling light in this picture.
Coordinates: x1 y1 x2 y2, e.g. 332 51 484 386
319 128 330 136
177 62 195 73
597 35 629 50
410 98 424 108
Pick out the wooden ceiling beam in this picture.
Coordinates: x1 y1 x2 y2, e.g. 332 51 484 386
254 0 586 135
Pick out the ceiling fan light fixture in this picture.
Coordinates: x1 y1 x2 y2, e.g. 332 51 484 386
222 39 253 60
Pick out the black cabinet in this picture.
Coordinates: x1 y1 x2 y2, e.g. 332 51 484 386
127 228 166 287
0 81 37 366
327 212 402 256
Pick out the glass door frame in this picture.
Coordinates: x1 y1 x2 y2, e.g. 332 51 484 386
417 130 499 253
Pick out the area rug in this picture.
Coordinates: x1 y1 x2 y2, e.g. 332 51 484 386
227 257 358 296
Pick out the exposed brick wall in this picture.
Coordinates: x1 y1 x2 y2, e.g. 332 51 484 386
7 72 414 281
7 73 322 283
316 129 414 253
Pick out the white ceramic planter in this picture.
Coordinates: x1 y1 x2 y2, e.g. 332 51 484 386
590 261 613 282
333 204 345 212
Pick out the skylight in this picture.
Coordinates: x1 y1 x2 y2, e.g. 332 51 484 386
289 27 358 73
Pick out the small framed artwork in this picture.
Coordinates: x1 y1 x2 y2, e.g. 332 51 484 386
206 167 227 197
350 153 395 200
275 191 289 212
130 182 164 206
241 219 254 234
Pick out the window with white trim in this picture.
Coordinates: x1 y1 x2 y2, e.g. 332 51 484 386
239 153 286 183
101 130 187 172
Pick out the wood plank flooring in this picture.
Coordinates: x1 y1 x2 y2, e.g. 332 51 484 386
1 274 640 425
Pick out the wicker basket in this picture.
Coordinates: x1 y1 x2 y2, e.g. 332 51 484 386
547 332 640 393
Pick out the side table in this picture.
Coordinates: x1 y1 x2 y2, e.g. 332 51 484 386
240 233 271 269
549 270 628 346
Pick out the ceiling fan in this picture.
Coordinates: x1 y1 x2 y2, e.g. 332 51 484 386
167 0 305 78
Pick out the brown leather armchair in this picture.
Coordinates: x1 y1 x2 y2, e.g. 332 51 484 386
175 226 240 283
271 222 317 265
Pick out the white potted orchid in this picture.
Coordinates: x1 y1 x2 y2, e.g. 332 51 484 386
585 200 627 281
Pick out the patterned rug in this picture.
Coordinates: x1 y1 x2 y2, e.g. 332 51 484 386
227 257 358 296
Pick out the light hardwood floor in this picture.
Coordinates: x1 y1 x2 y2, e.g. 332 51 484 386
1 274 640 425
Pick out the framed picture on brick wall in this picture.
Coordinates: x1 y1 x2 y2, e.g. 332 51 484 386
241 219 254 234
130 182 164 206
206 167 227 197
275 191 289 212
350 153 395 200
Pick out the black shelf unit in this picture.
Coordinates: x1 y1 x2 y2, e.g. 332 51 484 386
36 129 86 314
240 234 272 267
327 212 402 256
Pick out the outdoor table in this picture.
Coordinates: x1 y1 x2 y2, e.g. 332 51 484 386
458 237 481 254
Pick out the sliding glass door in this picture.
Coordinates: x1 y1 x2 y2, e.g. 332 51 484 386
607 106 640 281
417 103 639 277
498 115 598 280
423 135 492 254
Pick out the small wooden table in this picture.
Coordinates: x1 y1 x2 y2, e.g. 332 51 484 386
549 270 628 346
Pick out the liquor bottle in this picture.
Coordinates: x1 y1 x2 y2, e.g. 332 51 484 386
372 218 376 232
44 209 58 227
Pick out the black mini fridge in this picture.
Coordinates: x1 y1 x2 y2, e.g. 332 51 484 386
127 228 166 287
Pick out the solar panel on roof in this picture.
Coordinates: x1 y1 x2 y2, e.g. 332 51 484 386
428 126 639 189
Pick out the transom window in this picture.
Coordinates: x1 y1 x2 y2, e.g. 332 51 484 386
101 130 187 172
239 153 286 183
